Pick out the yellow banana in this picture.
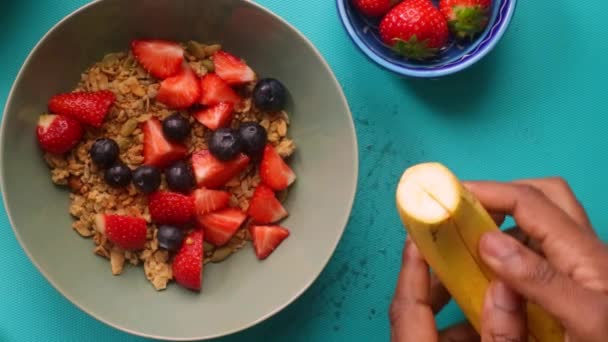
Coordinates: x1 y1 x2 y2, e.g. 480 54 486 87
395 162 564 342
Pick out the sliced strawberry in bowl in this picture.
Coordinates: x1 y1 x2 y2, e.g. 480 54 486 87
131 39 184 79
200 73 241 106
172 229 204 291
95 214 148 250
260 144 296 191
156 65 201 109
192 187 231 217
142 118 188 168
48 90 115 127
36 114 83 154
248 184 288 224
249 225 290 260
148 191 195 225
213 51 255 85
198 208 247 246
193 102 234 130
191 150 250 189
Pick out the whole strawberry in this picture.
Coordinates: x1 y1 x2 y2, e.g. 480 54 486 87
352 0 400 17
36 114 83 154
440 0 491 39
379 0 449 60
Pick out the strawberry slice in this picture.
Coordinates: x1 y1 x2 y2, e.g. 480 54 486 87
48 90 115 127
249 225 290 260
95 214 147 250
193 102 234 130
260 144 296 191
192 188 231 217
172 229 203 291
198 208 247 246
156 65 201 109
36 114 83 154
247 184 288 224
148 191 195 225
142 118 188 168
191 150 250 189
199 73 241 106
213 51 255 85
131 39 184 79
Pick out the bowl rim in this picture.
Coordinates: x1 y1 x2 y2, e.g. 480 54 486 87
0 0 359 340
336 0 518 78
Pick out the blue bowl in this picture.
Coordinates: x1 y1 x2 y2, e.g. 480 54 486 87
336 0 517 78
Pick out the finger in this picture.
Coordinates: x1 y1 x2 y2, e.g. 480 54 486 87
430 272 452 315
504 226 543 255
503 226 528 245
439 323 479 342
465 181 602 276
480 281 526 342
514 178 593 232
479 231 608 339
390 239 437 342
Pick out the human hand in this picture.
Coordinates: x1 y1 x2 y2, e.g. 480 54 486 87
389 178 608 342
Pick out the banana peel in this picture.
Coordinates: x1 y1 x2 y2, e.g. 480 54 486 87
395 162 564 342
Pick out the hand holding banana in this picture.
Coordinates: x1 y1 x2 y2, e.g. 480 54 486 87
391 163 608 342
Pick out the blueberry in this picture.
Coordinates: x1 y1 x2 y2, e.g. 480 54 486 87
238 122 267 159
162 113 190 142
90 138 119 168
104 162 132 188
165 160 195 193
157 225 185 252
253 78 287 112
208 128 243 161
132 165 161 194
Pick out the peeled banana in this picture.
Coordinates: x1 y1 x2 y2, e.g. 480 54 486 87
395 162 564 342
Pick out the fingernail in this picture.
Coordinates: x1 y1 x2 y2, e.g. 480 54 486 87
492 282 520 312
479 232 518 262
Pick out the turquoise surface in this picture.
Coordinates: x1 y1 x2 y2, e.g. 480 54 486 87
1 0 607 341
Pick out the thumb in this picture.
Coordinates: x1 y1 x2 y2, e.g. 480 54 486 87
479 232 608 341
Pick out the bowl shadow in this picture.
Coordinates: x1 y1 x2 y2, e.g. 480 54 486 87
400 49 501 117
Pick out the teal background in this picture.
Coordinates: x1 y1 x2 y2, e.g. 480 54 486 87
1 0 607 341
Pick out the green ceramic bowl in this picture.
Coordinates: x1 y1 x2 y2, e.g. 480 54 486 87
0 0 358 340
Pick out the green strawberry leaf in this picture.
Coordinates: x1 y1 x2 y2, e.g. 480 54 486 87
391 36 438 60
450 5 489 39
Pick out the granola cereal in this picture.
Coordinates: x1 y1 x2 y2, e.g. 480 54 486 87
39 40 296 291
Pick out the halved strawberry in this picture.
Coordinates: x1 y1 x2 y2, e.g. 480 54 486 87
192 188 231 217
142 118 188 168
191 150 250 189
247 184 288 224
249 225 290 260
131 39 184 79
48 90 115 127
36 114 83 154
198 208 247 246
260 144 296 191
172 229 203 291
156 65 201 109
213 51 255 85
148 191 195 225
192 102 234 130
95 214 147 250
199 73 241 106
